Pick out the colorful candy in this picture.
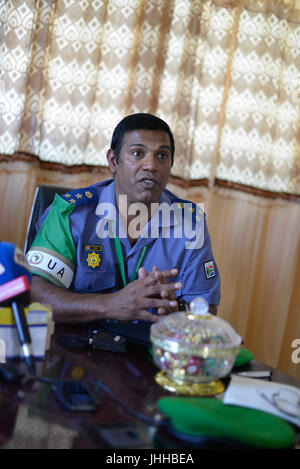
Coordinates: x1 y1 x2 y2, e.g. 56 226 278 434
153 346 234 384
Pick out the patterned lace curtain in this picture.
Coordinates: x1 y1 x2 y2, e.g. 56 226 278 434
0 0 299 195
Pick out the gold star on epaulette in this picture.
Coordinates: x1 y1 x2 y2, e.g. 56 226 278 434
64 193 71 198
70 198 76 204
177 202 185 209
76 193 83 199
188 206 195 213
195 206 204 221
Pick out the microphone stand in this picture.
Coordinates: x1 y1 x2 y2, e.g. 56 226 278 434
11 300 36 375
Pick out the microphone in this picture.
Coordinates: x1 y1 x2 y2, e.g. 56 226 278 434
0 242 36 374
0 244 101 413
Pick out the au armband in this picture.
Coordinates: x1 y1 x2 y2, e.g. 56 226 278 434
26 248 74 288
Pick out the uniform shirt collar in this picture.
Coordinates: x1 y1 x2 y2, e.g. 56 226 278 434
95 181 182 250
96 179 116 210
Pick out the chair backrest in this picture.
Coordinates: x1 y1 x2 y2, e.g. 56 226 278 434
24 184 71 254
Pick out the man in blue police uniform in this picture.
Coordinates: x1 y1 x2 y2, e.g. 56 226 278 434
27 113 220 324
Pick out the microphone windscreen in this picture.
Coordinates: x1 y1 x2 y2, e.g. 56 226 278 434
0 242 32 286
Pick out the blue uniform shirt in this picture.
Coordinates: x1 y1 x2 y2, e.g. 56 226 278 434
27 180 220 306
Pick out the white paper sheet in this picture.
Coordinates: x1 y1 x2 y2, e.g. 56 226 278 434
223 375 300 428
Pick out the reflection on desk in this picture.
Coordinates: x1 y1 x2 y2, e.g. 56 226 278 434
0 324 299 450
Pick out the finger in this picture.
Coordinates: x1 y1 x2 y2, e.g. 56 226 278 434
147 281 182 296
141 268 178 287
161 289 176 300
143 274 159 287
143 267 165 285
153 270 168 284
159 268 178 278
151 266 163 285
138 267 148 280
136 310 161 322
160 289 169 299
143 297 179 309
157 299 179 315
149 268 179 281
157 305 177 315
160 287 176 299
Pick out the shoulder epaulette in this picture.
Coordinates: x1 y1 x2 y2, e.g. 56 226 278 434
60 187 98 207
170 195 204 224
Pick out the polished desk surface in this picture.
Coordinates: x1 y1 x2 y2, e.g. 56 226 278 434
0 324 299 450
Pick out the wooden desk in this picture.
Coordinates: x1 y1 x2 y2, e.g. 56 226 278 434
0 324 299 450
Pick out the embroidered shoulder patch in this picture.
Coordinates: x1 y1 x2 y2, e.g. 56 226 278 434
204 260 216 279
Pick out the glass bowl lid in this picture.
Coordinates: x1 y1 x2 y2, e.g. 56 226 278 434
151 297 242 356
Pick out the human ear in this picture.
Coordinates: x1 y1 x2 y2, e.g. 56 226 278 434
106 149 118 174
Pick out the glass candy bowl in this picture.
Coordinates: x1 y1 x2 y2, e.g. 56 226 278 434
150 298 242 396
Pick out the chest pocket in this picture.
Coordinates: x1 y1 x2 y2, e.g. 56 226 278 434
73 270 116 293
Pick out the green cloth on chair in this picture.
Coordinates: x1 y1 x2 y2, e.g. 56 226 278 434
157 396 296 449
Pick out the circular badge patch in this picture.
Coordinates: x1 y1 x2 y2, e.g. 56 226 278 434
29 252 44 265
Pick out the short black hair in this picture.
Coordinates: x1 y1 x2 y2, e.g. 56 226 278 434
110 113 175 165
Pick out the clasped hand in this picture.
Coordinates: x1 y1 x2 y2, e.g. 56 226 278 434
110 266 181 322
